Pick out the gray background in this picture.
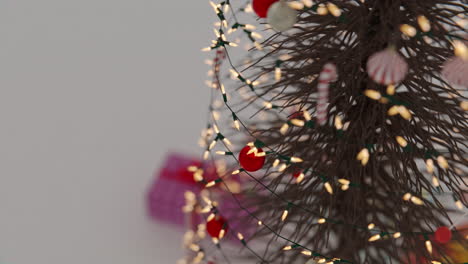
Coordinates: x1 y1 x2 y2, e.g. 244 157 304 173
0 0 212 263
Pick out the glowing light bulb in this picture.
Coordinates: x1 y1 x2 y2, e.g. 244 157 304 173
417 15 431 32
400 24 417 37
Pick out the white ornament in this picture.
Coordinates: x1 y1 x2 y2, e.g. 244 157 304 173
267 1 297 32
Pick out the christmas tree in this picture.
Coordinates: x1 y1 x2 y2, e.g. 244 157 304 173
181 1 467 263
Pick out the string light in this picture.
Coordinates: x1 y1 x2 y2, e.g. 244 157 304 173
189 2 467 263
425 240 433 254
290 118 305 127
388 105 412 120
316 4 328 15
396 136 408 147
386 84 395 95
281 210 289 221
302 0 313 8
403 193 424 205
193 251 205 264
357 148 370 166
327 3 341 17
203 150 210 160
400 24 417 37
324 182 333 194
189 243 201 252
278 163 288 172
272 159 280 168
368 234 381 242
193 169 204 182
334 116 343 130
290 157 303 163
295 172 305 183
264 101 273 109
288 1 304 10
364 89 382 100
426 159 434 174
453 40 467 59
219 229 226 239
436 155 449 169
338 179 350 191
417 15 431 32
461 101 468 110
275 67 282 81
280 123 290 134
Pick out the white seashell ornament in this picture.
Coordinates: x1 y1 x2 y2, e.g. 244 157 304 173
267 1 297 32
441 56 468 87
366 48 408 85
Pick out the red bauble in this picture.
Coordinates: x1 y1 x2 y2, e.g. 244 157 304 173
206 216 228 238
289 111 304 120
239 145 266 172
252 0 279 18
293 171 302 178
434 226 452 244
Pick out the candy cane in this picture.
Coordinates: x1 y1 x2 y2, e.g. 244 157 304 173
212 49 226 89
316 63 338 125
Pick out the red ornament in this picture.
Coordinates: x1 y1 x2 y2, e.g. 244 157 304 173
434 226 452 244
293 171 302 178
252 0 279 18
206 215 228 238
239 145 266 172
289 111 305 120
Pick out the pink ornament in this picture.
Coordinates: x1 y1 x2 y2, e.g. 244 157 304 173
316 63 338 126
367 49 408 85
441 56 468 87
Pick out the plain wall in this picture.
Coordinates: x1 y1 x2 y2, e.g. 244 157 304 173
0 0 213 263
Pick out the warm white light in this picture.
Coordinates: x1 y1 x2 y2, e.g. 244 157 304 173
417 15 431 32
400 24 417 37
281 210 289 221
364 89 382 100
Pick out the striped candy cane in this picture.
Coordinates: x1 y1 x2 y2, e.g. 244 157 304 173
212 49 226 89
316 63 338 125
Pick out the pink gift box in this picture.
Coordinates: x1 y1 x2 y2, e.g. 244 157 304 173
147 152 256 241
146 153 217 228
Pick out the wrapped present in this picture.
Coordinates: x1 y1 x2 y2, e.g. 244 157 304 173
440 224 468 263
147 152 257 243
146 153 217 228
